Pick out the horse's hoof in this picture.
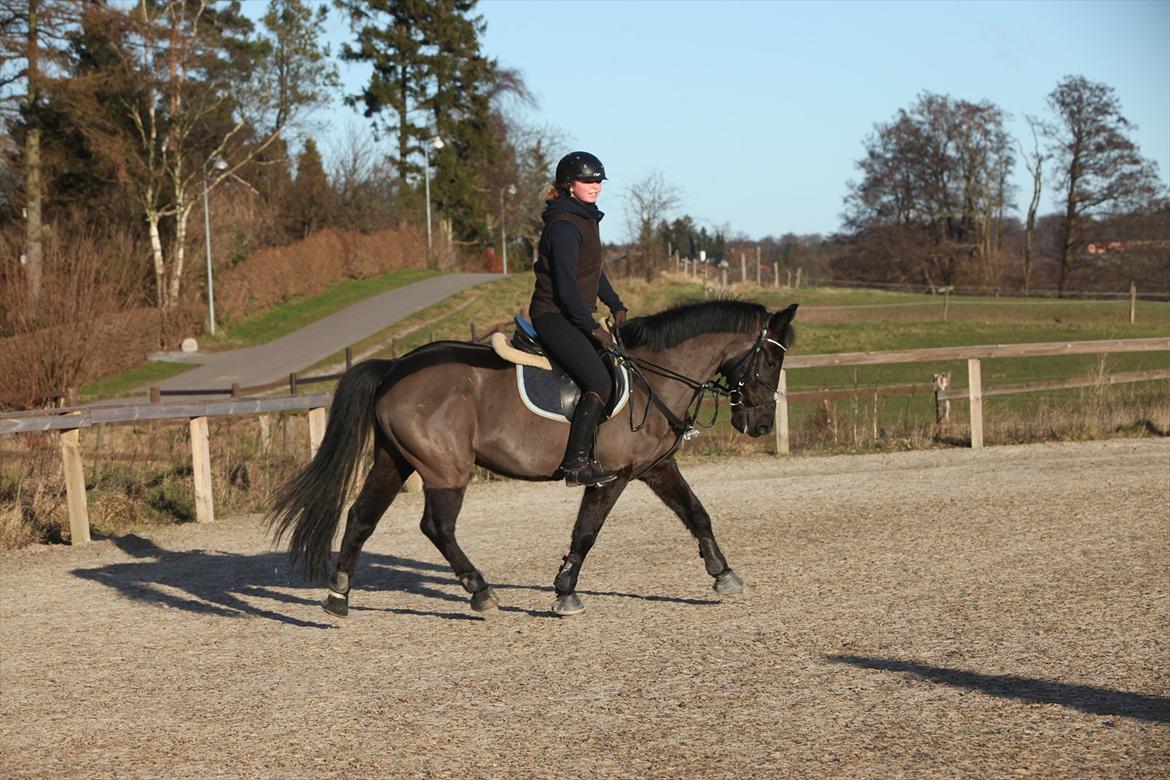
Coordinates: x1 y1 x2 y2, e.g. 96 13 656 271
552 592 585 616
322 589 350 619
470 587 499 612
713 569 744 595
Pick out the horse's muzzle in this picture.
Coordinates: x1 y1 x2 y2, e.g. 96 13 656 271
732 408 774 437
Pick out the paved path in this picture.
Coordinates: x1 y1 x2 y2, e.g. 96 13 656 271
144 273 498 396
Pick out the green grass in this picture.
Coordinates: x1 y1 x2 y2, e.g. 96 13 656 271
79 360 194 402
200 267 440 350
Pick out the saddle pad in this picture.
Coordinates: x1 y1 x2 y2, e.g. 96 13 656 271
516 363 630 423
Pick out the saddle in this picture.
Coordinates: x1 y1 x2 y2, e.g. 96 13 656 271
489 317 629 424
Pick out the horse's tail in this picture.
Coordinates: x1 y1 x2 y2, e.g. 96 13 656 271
267 358 396 580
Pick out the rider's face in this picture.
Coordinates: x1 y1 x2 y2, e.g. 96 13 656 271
569 179 602 204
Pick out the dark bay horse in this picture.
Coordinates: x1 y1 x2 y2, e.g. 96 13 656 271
268 299 798 617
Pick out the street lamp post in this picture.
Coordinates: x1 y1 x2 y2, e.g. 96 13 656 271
423 135 444 267
501 184 516 274
202 156 228 335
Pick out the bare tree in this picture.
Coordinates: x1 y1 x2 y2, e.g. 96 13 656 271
1018 115 1048 294
1043 75 1163 295
58 0 334 309
845 93 1014 288
624 170 681 280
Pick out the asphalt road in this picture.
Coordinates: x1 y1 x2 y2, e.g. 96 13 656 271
142 273 498 396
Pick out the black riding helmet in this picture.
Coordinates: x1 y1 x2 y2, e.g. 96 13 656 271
555 151 607 187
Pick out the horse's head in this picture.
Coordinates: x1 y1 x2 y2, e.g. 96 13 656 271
720 303 798 437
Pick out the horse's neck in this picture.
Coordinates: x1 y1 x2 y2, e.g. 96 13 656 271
630 332 749 407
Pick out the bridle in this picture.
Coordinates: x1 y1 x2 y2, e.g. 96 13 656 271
612 315 787 440
718 326 788 408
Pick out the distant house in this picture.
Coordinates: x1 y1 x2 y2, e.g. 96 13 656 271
1086 240 1170 255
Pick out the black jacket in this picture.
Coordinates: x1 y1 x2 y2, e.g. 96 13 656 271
529 195 625 333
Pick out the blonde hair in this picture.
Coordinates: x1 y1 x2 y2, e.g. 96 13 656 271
544 183 567 199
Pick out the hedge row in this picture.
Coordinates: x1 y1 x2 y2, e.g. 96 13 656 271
215 226 426 320
0 305 204 407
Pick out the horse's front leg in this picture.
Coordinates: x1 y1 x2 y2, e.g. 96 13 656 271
551 476 629 616
639 457 744 595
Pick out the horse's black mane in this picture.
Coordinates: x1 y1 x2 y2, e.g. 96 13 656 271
618 298 767 352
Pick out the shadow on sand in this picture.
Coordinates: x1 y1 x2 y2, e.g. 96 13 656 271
826 654 1170 724
70 535 719 627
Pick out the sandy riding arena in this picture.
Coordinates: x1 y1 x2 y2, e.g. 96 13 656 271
1 439 1167 778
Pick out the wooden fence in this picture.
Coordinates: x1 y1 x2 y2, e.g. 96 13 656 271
2 336 1167 545
773 336 1170 454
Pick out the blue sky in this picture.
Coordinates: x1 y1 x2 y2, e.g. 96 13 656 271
309 0 1170 241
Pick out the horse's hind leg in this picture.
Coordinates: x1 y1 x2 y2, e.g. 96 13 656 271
551 476 630 616
639 457 744 595
323 445 412 619
419 486 498 612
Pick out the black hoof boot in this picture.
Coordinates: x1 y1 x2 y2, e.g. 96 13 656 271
470 587 499 612
714 569 744 595
552 592 585 616
322 587 350 618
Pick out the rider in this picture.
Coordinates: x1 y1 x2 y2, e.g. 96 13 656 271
529 151 628 488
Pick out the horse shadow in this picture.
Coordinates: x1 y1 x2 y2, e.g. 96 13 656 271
71 535 718 627
826 654 1170 724
71 535 483 629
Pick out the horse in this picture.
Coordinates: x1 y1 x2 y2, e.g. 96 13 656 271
268 299 798 617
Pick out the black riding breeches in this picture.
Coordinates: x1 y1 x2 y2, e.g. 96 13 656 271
532 312 611 405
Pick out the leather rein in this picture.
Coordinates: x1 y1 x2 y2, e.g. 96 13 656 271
610 319 786 448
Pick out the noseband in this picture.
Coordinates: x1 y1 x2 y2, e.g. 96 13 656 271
721 327 787 408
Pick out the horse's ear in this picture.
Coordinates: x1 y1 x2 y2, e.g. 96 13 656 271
769 303 798 330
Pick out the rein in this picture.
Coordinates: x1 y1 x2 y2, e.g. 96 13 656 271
609 320 784 475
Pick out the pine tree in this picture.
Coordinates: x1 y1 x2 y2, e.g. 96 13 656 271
287 138 332 238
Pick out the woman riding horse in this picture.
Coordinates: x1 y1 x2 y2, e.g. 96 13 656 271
268 294 798 617
529 151 628 488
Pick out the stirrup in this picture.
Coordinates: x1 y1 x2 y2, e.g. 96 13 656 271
562 460 617 488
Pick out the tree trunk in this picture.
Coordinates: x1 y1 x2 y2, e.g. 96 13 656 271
148 213 168 308
1023 164 1041 294
24 0 44 316
1059 184 1079 298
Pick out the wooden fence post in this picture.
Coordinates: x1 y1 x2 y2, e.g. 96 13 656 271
774 262 779 288
259 414 273 453
775 368 790 456
967 358 984 449
59 413 91 544
1130 282 1137 324
308 407 327 458
190 416 215 523
933 371 951 439
740 253 746 284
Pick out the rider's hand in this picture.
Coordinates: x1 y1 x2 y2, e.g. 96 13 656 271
592 326 615 351
613 309 628 328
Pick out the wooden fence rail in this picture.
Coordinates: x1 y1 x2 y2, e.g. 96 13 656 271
2 337 1167 544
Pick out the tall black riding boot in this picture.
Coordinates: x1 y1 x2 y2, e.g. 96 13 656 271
560 391 617 487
